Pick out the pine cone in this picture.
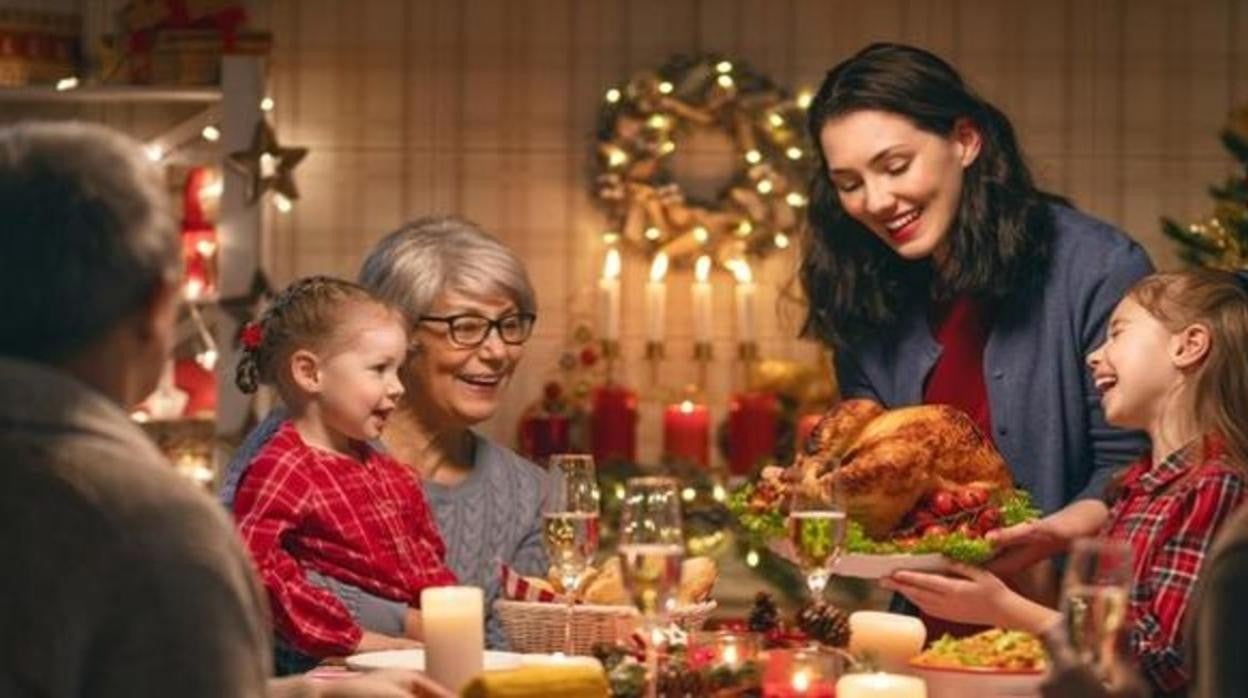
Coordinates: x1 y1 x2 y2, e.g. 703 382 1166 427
747 591 780 633
796 600 851 647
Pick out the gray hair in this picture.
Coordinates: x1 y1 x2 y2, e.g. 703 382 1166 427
0 121 180 361
358 215 537 322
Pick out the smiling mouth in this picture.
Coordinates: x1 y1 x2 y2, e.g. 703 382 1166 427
883 209 921 240
458 373 503 388
1094 375 1118 393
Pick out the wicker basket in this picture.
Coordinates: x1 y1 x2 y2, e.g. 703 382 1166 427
495 599 717 655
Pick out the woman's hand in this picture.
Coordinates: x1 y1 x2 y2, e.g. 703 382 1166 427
986 500 1109 577
985 519 1068 577
356 630 421 653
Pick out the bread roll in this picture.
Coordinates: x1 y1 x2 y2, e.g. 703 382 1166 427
581 557 629 605
679 557 717 603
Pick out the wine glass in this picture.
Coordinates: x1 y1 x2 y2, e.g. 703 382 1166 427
618 476 684 698
1060 537 1134 676
787 484 847 602
541 453 601 654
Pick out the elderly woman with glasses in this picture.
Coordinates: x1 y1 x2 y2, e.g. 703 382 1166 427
221 216 547 657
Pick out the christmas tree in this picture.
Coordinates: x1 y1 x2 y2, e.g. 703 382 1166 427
1162 107 1248 270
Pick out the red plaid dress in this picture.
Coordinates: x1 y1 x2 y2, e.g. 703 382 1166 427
1102 434 1246 694
233 421 457 657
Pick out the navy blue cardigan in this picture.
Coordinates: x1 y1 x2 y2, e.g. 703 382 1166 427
834 205 1153 514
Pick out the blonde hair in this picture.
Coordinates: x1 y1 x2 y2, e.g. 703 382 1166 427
1128 269 1248 468
235 275 396 395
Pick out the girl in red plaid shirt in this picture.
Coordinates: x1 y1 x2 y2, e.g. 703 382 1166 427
884 269 1248 695
232 276 457 661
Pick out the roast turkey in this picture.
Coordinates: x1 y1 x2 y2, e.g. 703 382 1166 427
787 399 1013 538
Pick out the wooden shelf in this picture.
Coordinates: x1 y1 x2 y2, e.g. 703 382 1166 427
0 85 222 104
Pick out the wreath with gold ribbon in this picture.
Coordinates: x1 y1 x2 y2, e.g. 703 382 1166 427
593 54 816 265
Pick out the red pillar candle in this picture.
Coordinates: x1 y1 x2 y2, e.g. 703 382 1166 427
796 412 824 454
519 413 571 463
728 391 779 475
590 384 637 464
663 400 710 468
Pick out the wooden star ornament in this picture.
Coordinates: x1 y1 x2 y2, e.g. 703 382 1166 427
227 120 308 204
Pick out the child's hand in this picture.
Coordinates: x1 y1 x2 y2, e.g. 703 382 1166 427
315 670 454 697
881 563 1017 627
356 630 421 653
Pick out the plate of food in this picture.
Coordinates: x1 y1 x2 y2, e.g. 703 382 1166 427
908 628 1048 697
345 648 526 673
732 399 1041 578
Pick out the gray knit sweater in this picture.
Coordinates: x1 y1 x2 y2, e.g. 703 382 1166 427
221 409 549 649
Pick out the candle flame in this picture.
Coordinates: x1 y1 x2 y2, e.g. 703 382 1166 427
602 248 621 280
679 400 695 413
791 669 810 692
694 255 711 282
731 259 753 284
649 252 669 282
722 645 739 667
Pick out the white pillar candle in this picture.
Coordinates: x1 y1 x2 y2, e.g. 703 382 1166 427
598 248 622 342
645 252 669 343
847 611 927 673
836 673 926 698
421 586 484 692
692 255 713 343
731 259 756 343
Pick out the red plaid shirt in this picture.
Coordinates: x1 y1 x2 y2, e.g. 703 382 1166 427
1102 434 1246 694
233 421 457 657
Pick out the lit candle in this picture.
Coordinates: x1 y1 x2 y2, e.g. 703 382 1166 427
421 586 484 692
692 255 713 343
645 252 669 343
847 611 927 673
662 399 710 468
732 258 757 344
835 673 927 698
598 248 622 342
761 649 836 697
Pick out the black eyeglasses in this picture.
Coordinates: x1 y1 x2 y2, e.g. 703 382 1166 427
417 312 537 348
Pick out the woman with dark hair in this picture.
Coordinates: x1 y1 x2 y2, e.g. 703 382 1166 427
801 43 1152 519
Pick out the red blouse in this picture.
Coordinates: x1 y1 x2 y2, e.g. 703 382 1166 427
924 293 994 440
1101 434 1246 693
233 421 457 657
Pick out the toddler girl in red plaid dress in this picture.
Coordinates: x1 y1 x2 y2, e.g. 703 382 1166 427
231 276 456 661
883 269 1248 695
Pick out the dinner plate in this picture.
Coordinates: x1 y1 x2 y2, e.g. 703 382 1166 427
345 648 525 672
830 552 951 578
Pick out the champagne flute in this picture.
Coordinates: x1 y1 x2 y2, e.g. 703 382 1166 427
787 484 847 601
1060 537 1134 676
618 476 684 698
541 453 601 654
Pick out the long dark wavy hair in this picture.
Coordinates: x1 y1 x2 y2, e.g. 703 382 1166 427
799 43 1060 347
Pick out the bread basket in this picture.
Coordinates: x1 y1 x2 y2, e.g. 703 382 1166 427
494 599 717 655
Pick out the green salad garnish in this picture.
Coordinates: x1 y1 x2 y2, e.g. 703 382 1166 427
729 484 1040 566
